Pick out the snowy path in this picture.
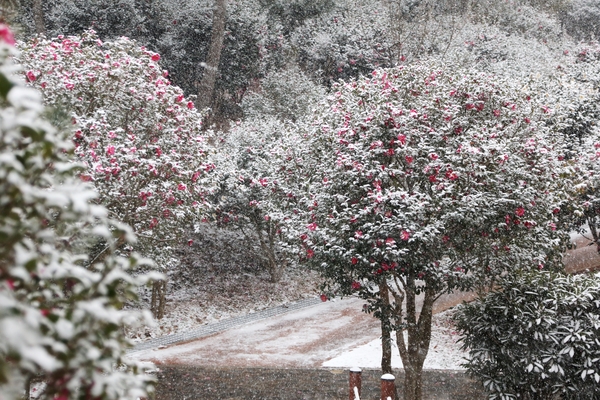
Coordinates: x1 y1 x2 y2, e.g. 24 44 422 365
127 296 467 369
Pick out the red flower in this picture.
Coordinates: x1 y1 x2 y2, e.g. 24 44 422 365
155 147 162 157
552 207 560 214
149 218 158 229
405 155 414 164
106 145 115 155
187 101 195 110
177 183 186 191
351 281 361 290
515 207 525 217
306 248 314 258
188 239 193 246
400 230 410 241
0 24 15 45
396 134 406 145
307 223 318 231
151 53 161 61
320 294 328 302
26 70 36 82
351 257 358 265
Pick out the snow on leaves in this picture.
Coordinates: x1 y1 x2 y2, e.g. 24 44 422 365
18 30 215 269
0 27 155 400
282 61 572 297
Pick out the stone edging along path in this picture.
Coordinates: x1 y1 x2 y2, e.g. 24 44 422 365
128 297 322 353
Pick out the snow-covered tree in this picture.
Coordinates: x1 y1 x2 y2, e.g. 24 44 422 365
560 0 600 41
274 63 572 400
17 30 214 317
455 270 600 399
0 24 156 400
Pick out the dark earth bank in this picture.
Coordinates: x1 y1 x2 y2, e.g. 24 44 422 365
153 366 486 400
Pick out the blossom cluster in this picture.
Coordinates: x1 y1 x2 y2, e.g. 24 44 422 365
0 26 155 400
273 62 572 296
18 30 215 269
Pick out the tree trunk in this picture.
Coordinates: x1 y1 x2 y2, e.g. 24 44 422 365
196 0 227 110
151 279 167 319
379 281 393 374
32 0 46 36
395 278 436 400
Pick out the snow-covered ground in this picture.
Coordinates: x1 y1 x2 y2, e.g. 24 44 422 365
323 309 466 370
127 297 468 370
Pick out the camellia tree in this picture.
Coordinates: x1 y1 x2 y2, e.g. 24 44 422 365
0 25 155 399
273 63 573 400
17 30 215 318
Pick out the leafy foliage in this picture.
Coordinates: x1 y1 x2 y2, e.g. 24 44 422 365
269 62 572 399
455 271 600 400
17 30 215 273
0 25 155 400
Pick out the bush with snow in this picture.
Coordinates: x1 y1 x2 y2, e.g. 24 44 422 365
17 31 214 291
0 25 155 400
455 271 600 399
272 62 573 400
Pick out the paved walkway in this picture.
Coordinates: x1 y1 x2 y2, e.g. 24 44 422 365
129 297 322 353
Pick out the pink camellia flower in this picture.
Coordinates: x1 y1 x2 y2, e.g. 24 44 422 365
397 134 406 145
355 230 363 238
553 207 560 214
106 145 115 155
307 223 318 231
400 230 410 241
405 155 414 164
26 70 37 82
351 281 361 290
307 248 315 259
549 222 557 231
351 257 358 265
385 238 395 246
0 24 15 45
188 239 193 246
187 101 194 110
155 147 162 157
429 153 438 160
149 218 158 229
320 294 328 302
176 94 184 103
177 183 186 191
515 207 525 217
151 53 161 61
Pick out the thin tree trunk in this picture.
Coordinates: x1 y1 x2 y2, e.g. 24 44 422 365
196 0 227 110
151 279 167 319
396 278 436 400
32 0 46 36
379 281 393 374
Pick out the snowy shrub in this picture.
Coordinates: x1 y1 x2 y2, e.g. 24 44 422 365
211 117 300 282
272 62 572 400
289 0 394 86
17 31 215 315
0 25 156 400
241 66 325 122
454 271 600 400
560 0 600 42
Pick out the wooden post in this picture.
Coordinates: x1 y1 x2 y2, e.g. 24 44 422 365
349 367 362 400
380 373 395 400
